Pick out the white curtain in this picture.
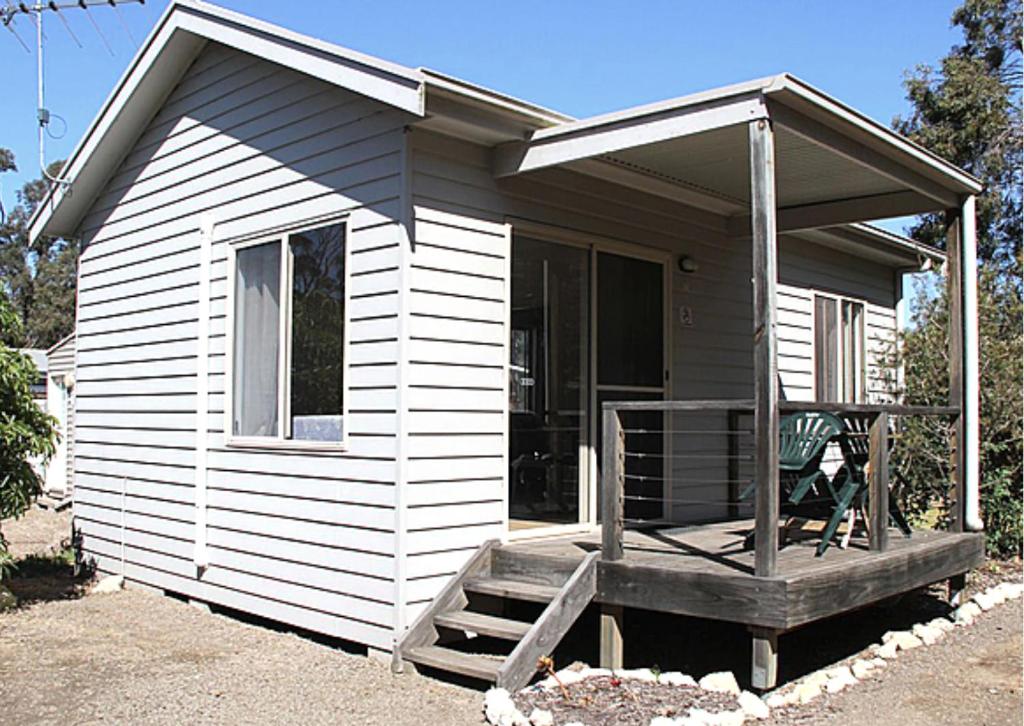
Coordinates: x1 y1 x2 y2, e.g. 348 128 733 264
233 242 281 437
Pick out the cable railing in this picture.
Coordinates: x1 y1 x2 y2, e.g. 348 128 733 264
601 399 963 570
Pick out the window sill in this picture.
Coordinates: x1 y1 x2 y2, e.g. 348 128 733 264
225 436 349 454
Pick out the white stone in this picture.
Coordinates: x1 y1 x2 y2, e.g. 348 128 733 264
793 680 822 704
659 671 698 687
874 640 899 659
928 617 956 633
954 601 982 625
579 667 613 679
882 630 923 651
851 659 876 679
554 669 587 686
563 723 586 726
972 591 998 611
912 623 944 646
997 581 1023 599
803 671 830 689
698 671 741 696
985 586 1008 605
869 658 888 669
825 668 858 694
484 688 527 726
529 708 554 726
91 574 124 594
765 692 791 709
738 690 771 720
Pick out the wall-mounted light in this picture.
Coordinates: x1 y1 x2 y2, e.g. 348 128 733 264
678 255 698 274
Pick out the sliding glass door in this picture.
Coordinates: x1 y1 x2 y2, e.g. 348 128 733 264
509 238 589 529
508 238 666 531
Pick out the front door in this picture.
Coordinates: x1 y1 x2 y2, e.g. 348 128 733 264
508 236 666 532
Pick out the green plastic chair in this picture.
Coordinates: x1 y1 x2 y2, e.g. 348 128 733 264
833 413 914 538
740 411 845 505
742 411 862 555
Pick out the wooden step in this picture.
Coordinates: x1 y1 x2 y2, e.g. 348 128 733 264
434 610 532 640
404 645 503 682
463 576 560 603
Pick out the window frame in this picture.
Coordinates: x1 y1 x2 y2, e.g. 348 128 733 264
811 290 867 404
224 217 351 452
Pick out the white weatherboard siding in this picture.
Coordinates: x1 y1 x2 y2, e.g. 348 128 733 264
73 43 412 649
777 238 899 404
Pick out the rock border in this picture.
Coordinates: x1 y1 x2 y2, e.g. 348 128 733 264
764 579 1023 709
481 580 1023 726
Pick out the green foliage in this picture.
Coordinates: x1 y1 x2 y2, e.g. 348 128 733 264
891 0 1023 558
0 290 59 579
0 150 76 349
893 0 1022 282
897 272 1022 557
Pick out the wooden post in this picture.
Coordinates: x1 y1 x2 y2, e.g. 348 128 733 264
868 412 890 551
727 409 740 519
749 118 780 578
750 626 779 691
599 604 624 670
602 407 625 562
945 211 965 533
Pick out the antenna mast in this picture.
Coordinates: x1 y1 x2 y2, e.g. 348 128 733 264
1 0 145 190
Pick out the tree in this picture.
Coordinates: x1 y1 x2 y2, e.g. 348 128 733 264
893 0 1022 282
893 0 1023 556
0 289 58 578
0 150 77 349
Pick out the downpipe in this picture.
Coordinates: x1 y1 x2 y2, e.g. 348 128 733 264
961 196 983 532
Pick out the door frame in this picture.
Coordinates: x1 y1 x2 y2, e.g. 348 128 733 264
506 219 672 539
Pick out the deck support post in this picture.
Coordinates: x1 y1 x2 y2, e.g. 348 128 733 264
599 604 624 670
750 626 779 691
749 118 780 578
945 209 965 534
868 412 890 551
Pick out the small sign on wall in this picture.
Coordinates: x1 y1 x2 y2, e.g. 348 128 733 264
678 305 694 327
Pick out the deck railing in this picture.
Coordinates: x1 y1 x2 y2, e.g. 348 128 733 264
600 399 962 571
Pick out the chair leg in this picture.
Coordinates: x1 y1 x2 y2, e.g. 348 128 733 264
816 482 860 556
889 492 913 537
839 508 856 549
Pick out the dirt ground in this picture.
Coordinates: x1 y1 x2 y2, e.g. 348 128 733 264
1 508 1020 725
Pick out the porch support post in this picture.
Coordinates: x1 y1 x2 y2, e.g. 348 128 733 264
749 118 780 578
960 196 982 532
750 626 779 691
599 604 624 670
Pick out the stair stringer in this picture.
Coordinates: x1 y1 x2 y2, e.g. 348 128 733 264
495 551 599 691
393 538 498 673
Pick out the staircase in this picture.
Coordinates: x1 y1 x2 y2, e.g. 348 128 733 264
395 540 598 691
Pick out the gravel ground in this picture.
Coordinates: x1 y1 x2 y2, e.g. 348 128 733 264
766 597 1023 726
1 508 1020 725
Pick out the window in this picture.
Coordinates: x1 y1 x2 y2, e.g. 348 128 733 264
231 222 346 444
814 294 865 403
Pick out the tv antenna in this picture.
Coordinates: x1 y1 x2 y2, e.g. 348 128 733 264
1 1 145 190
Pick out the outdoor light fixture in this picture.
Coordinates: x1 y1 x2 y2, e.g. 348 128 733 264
678 255 698 273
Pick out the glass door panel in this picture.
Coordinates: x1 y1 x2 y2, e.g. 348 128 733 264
596 251 665 523
508 237 589 528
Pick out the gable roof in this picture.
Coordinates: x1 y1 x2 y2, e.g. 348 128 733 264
28 0 566 242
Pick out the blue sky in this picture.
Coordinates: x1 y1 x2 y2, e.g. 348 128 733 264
0 0 962 230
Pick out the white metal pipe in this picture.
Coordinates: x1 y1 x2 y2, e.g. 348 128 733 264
961 195 983 531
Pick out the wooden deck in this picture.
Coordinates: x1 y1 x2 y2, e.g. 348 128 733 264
496 521 986 632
